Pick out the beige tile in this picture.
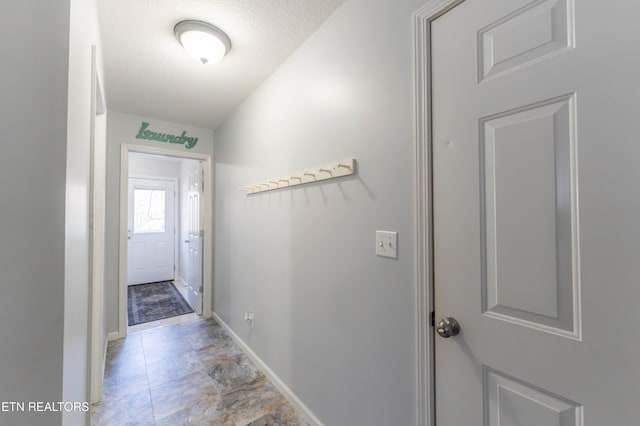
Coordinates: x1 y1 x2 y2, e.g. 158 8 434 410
146 350 203 388
142 337 193 364
91 388 154 426
196 338 244 369
207 354 264 395
106 334 143 360
105 349 146 376
246 403 310 426
150 370 220 421
155 406 234 426
95 316 308 426
102 364 149 403
188 328 233 351
222 379 289 426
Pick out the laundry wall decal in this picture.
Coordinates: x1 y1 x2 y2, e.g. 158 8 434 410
135 122 198 149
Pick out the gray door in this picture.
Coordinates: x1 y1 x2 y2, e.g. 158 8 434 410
432 0 640 424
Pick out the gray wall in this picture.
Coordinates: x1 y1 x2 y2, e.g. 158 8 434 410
213 0 423 424
105 111 213 333
0 0 104 424
129 153 182 178
0 1 69 424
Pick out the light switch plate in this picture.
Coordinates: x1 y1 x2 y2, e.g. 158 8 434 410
376 231 397 259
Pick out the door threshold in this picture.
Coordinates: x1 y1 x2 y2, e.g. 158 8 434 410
127 312 201 335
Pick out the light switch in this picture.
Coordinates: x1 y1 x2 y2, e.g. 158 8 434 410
376 231 397 259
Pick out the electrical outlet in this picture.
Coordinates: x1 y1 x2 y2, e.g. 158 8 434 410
244 311 254 328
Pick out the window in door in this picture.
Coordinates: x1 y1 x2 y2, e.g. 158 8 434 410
133 188 166 233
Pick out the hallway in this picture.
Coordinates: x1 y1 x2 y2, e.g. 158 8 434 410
92 318 307 425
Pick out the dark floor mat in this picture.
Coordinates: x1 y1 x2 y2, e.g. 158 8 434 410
128 281 194 326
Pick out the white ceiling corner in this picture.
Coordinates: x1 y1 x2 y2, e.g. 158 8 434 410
97 0 345 130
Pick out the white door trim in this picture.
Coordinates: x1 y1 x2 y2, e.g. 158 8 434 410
413 1 464 425
89 44 107 405
118 144 214 338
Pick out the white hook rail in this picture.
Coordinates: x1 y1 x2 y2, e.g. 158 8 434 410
241 159 356 195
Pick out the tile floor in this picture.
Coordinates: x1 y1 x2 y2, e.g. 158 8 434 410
92 317 308 425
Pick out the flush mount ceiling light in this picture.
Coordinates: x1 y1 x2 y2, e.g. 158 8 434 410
174 20 231 65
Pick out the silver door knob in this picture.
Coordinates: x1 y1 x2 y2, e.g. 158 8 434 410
436 317 460 338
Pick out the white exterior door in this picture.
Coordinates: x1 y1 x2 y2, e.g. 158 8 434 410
128 178 175 285
431 0 640 424
185 165 203 314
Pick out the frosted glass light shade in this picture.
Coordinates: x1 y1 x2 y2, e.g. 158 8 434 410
174 20 231 65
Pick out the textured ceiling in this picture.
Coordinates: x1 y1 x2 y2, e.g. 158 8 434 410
97 0 344 129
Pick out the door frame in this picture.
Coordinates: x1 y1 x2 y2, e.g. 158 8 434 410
127 175 179 285
413 1 464 425
118 144 214 338
89 45 107 405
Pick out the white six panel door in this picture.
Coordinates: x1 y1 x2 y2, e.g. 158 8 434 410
127 178 176 285
432 0 640 424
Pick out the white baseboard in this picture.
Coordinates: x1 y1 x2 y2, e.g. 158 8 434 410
213 312 323 426
176 276 188 287
107 331 120 341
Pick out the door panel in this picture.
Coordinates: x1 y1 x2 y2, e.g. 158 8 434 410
127 178 175 285
484 367 580 426
432 0 640 424
481 94 578 336
478 0 574 82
